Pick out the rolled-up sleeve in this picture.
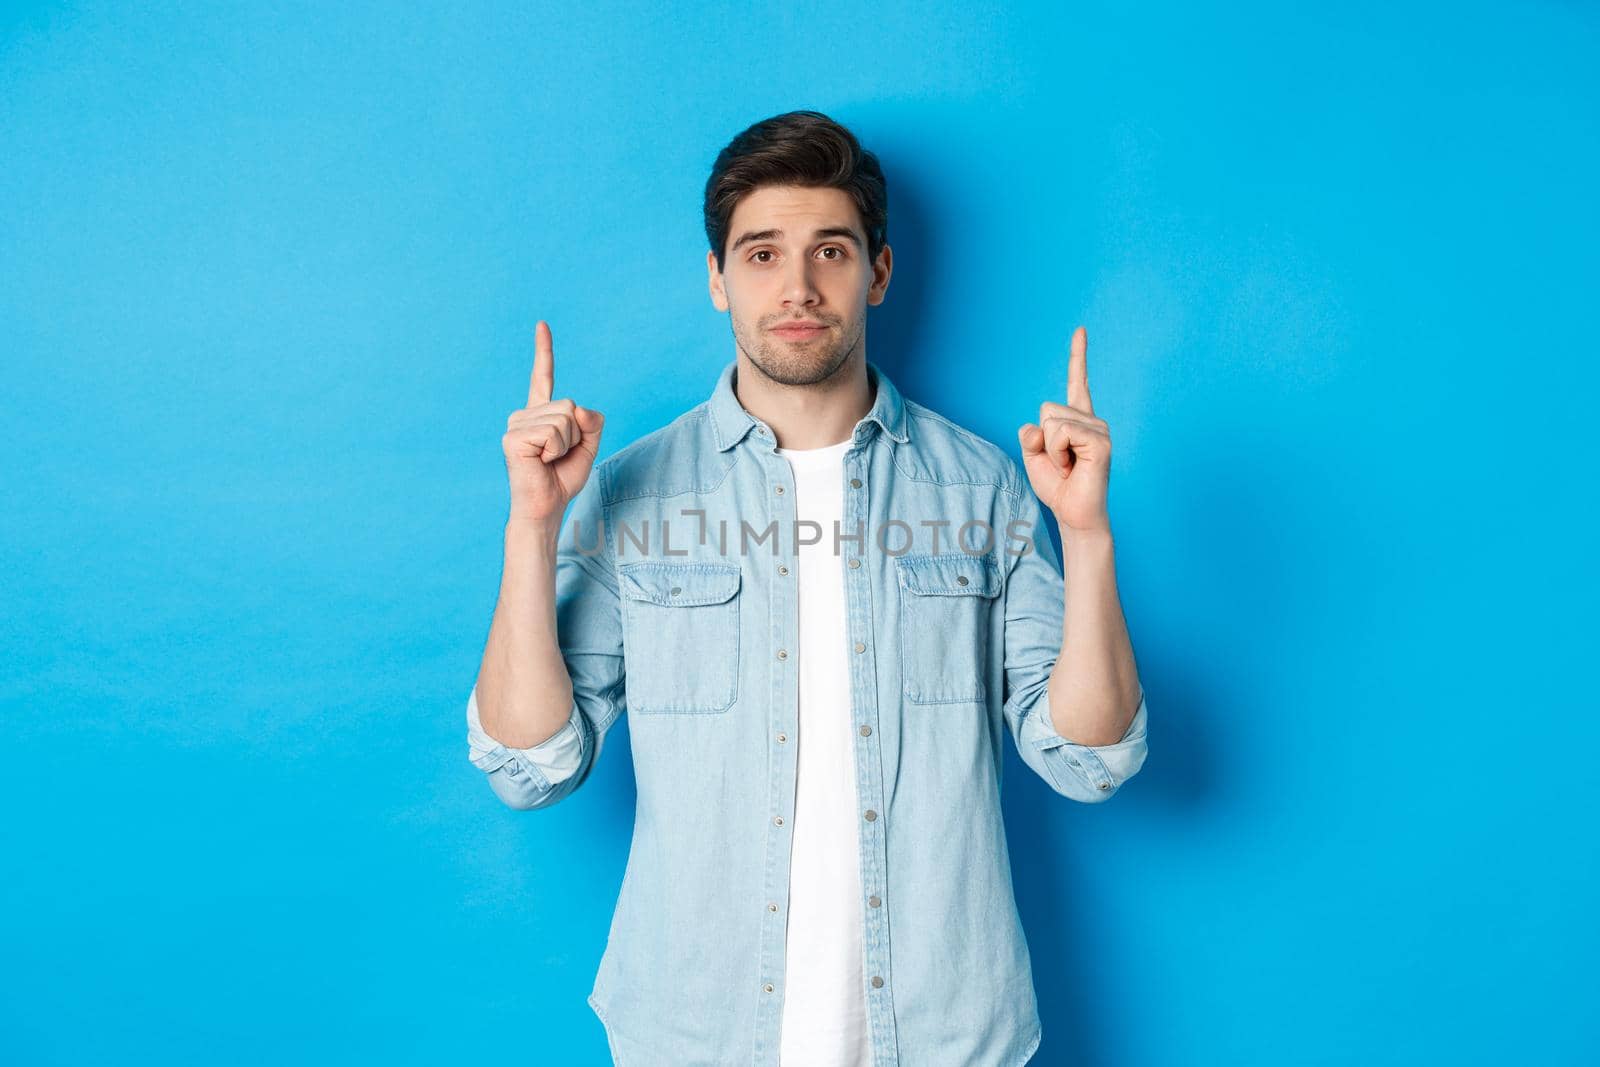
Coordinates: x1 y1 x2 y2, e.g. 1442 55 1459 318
1017 681 1148 802
466 684 588 809
999 470 1149 803
465 469 626 811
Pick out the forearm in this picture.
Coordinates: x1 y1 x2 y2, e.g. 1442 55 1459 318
1045 524 1143 746
474 518 576 749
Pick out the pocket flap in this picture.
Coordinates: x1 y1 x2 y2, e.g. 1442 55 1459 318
895 552 1000 597
619 562 741 606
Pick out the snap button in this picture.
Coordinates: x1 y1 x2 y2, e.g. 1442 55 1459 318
1098 781 1111 790
777 732 787 742
775 485 785 495
670 586 681 596
853 642 865 653
768 902 778 912
956 575 969 586
868 895 880 907
774 815 784 826
778 565 789 575
859 724 871 737
764 983 774 993
848 558 860 569
777 648 788 660
864 809 877 822
871 976 884 989
850 477 862 488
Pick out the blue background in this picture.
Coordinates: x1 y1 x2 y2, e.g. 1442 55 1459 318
3 2 1596 1064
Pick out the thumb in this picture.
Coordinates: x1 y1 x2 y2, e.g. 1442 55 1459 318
575 405 605 435
1018 423 1045 456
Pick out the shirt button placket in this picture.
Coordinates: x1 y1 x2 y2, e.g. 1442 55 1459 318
762 448 794 1042
845 456 891 1044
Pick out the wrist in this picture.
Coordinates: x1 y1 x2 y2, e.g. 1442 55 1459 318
506 517 562 554
1057 519 1114 553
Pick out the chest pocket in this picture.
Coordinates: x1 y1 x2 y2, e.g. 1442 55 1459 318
895 552 1002 704
619 562 741 714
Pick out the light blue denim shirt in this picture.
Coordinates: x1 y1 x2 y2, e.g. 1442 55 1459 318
466 358 1149 1066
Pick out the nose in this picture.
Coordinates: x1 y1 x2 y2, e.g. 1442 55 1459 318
781 258 821 310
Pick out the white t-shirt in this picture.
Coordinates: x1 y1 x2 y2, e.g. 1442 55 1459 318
774 437 871 1067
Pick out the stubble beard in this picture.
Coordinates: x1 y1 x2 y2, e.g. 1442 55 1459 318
733 314 864 387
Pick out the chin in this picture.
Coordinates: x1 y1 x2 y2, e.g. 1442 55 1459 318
753 344 850 386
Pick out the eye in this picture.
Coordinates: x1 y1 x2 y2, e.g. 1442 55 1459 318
819 246 847 260
750 249 774 263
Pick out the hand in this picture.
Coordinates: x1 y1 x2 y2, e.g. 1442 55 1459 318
1017 325 1113 534
503 320 605 526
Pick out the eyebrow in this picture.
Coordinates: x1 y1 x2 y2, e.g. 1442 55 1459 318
729 226 864 254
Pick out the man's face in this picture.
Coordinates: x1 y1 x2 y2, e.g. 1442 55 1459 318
708 184 892 386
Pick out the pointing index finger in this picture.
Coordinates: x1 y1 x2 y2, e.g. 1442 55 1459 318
1066 325 1094 415
529 320 554 407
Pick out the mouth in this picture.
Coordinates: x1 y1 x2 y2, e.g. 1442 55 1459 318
770 322 829 342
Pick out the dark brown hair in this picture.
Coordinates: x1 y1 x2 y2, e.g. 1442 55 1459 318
703 110 888 274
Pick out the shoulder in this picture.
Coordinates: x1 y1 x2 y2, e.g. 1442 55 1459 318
593 403 736 505
898 398 1027 498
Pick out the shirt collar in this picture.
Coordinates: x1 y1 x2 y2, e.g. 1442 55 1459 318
706 357 911 452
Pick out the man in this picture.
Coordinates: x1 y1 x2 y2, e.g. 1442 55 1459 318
465 110 1149 1066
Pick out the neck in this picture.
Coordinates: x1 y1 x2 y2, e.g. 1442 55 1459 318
734 353 874 449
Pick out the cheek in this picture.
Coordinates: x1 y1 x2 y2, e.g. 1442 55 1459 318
728 281 783 319
823 276 869 313
829 265 871 295
723 272 772 309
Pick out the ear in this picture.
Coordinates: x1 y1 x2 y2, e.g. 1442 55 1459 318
866 243 892 307
707 249 729 311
